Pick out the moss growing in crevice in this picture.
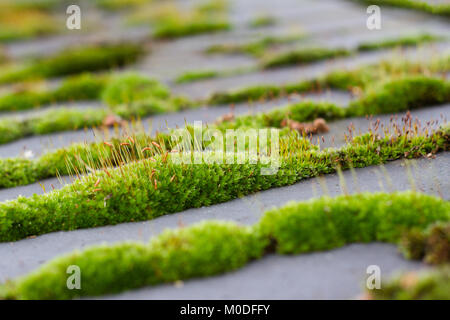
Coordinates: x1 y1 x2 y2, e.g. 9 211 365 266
206 56 450 105
261 47 351 69
0 123 447 242
400 222 450 265
1 191 448 299
133 0 232 39
0 73 193 145
0 74 108 112
357 33 444 52
346 76 450 116
367 266 450 300
0 3 60 42
180 34 442 85
205 34 305 58
352 0 450 18
248 14 277 28
0 76 448 186
0 43 145 84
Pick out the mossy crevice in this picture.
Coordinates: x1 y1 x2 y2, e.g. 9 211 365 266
0 43 145 84
1 191 448 299
0 76 448 187
0 73 193 145
0 122 447 242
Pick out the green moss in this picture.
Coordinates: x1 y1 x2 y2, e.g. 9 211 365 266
0 5 59 42
369 266 450 300
0 74 108 112
249 15 277 28
0 0 59 11
0 125 447 242
175 70 220 84
102 73 170 106
206 34 305 58
206 56 450 105
400 222 450 265
347 76 450 116
353 0 450 18
208 81 317 105
195 0 229 15
216 101 346 131
150 0 231 39
261 47 351 69
257 192 449 254
1 191 448 299
102 73 184 118
0 76 447 185
0 43 144 84
154 19 231 39
174 66 256 84
0 74 192 145
357 33 442 52
0 48 8 64
94 0 149 11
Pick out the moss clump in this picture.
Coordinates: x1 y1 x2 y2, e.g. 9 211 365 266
175 70 220 84
207 81 316 105
0 108 108 144
0 43 145 84
206 55 450 105
347 76 450 116
0 74 192 145
154 18 230 39
216 101 345 130
205 34 305 58
1 191 448 299
94 0 148 11
102 73 187 118
0 125 447 242
150 1 231 39
1 221 266 300
0 76 447 185
357 33 442 52
261 47 351 69
256 192 449 254
368 266 450 300
353 0 450 18
0 74 108 112
249 14 277 28
0 48 8 64
0 5 59 42
102 73 170 106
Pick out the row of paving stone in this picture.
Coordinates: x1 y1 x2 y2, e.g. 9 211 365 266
0 0 448 299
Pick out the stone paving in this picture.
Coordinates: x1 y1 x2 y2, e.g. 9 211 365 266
0 0 448 299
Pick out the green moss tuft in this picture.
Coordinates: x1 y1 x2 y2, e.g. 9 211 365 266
261 47 351 69
1 191 448 299
0 43 145 84
369 266 450 300
347 76 450 116
175 70 220 84
0 74 108 112
357 33 442 52
0 125 447 242
353 0 450 18
249 15 277 28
